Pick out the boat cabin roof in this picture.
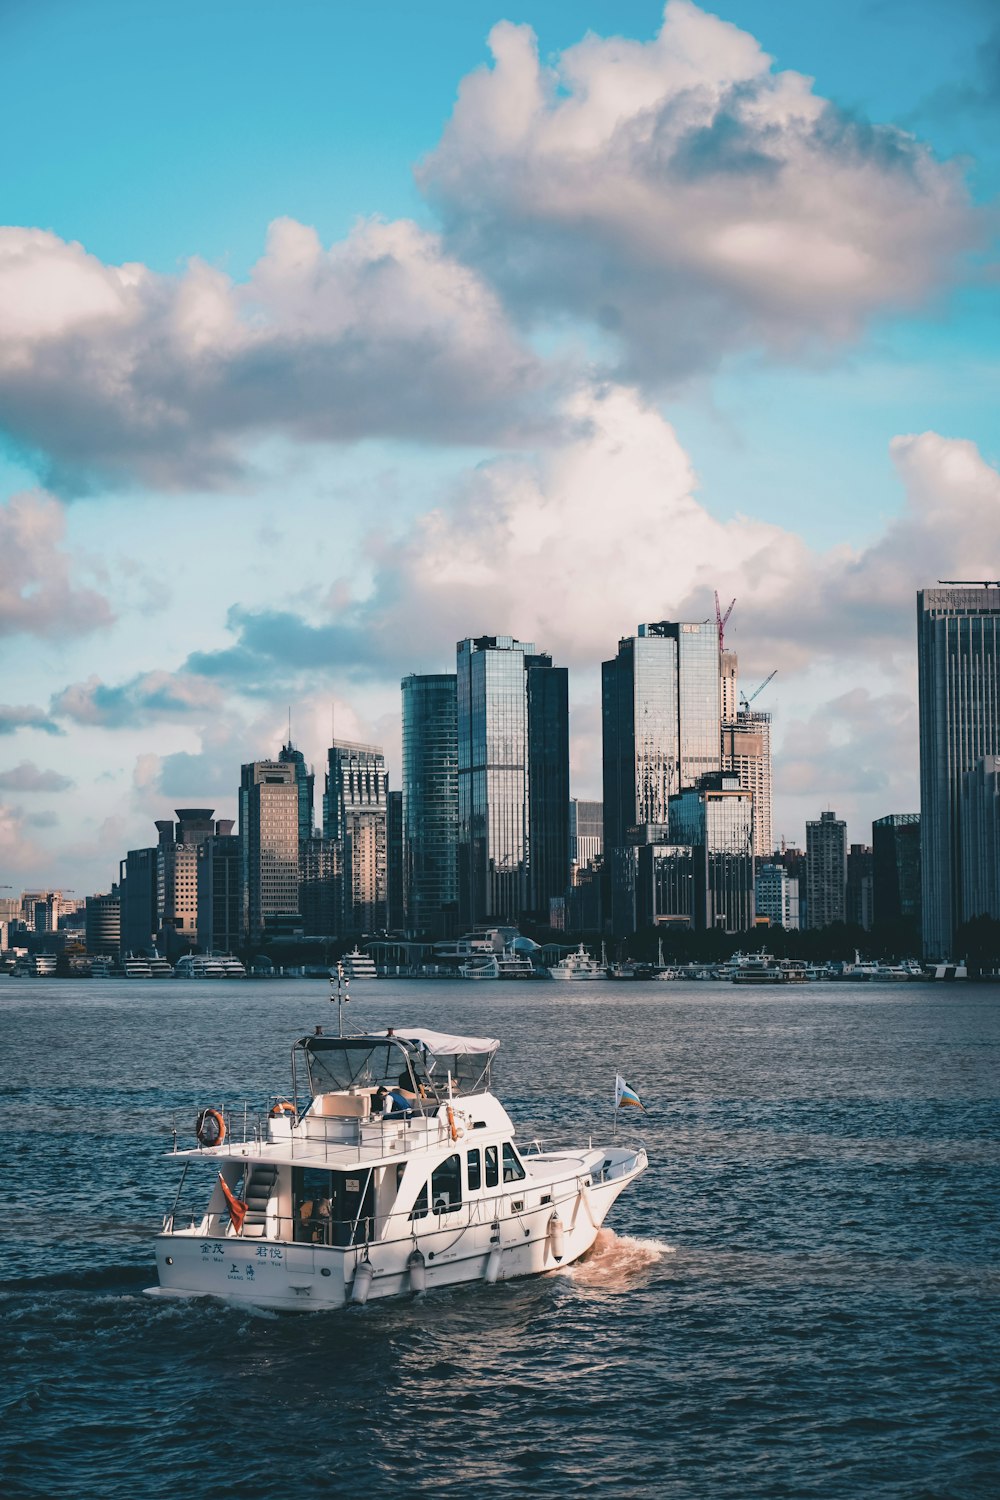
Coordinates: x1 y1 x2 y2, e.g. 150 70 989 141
296 1027 499 1101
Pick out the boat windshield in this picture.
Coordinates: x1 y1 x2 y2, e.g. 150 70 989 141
298 1029 498 1099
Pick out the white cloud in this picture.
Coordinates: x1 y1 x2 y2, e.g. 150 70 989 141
420 0 978 379
0 490 114 637
0 219 554 490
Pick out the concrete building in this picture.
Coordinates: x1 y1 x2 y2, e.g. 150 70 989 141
401 673 459 937
240 761 300 945
721 709 772 860
456 636 569 927
85 890 121 956
918 585 1000 958
324 740 388 935
569 799 603 868
154 809 229 954
805 811 847 930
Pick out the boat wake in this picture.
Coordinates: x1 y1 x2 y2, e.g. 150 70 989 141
568 1227 675 1290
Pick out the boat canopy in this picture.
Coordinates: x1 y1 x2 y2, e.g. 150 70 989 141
296 1028 498 1100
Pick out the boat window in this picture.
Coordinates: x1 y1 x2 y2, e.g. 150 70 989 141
485 1144 499 1189
431 1154 462 1214
467 1148 482 1192
410 1181 429 1221
502 1142 525 1183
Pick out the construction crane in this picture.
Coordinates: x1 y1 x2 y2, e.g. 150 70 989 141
714 591 736 652
740 669 777 708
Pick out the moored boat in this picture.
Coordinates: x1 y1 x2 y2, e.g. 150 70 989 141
548 943 606 981
341 946 379 981
148 1026 647 1311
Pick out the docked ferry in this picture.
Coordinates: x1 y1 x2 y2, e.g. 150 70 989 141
148 1026 647 1311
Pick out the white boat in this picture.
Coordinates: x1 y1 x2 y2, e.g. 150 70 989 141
147 956 174 978
148 1026 647 1311
217 955 247 979
548 943 606 981
175 954 227 979
123 957 152 978
459 947 539 980
341 946 379 980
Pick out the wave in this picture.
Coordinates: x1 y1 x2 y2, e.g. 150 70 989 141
568 1227 675 1290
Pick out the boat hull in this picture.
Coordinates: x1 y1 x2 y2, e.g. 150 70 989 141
148 1150 646 1312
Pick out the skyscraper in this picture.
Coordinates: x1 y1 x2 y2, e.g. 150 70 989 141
240 761 300 945
872 814 921 930
324 740 388 934
155 809 225 952
960 757 1000 925
918 586 1000 958
569 799 603 867
805 810 847 930
456 635 569 926
669 772 754 932
196 827 242 954
602 619 720 931
278 738 315 848
401 673 459 936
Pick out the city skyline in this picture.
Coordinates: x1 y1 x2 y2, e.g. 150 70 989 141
2 0 998 895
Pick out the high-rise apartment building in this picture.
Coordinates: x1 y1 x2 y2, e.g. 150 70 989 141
918 586 1000 958
754 862 800 930
240 761 300 945
401 673 459 936
871 814 921 930
603 619 720 932
805 811 847 930
456 635 569 926
324 740 388 934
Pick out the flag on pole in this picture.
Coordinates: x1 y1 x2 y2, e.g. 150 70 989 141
615 1073 644 1110
218 1171 247 1234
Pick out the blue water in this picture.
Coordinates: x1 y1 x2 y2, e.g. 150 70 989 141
2 978 998 1498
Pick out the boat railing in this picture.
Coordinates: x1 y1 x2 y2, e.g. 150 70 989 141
173 1100 472 1164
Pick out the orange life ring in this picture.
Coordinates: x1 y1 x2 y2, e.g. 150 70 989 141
446 1104 463 1143
196 1107 226 1147
269 1100 296 1119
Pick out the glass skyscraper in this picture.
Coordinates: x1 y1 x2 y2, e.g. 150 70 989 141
918 586 1000 959
456 636 569 926
669 772 754 933
323 740 388 935
278 738 315 847
603 619 721 931
401 673 459 936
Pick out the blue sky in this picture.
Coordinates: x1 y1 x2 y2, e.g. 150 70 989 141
1 0 998 894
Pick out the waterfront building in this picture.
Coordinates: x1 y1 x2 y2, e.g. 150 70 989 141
119 846 158 955
668 772 754 933
323 740 388 934
871 814 921 930
754 862 800 930
628 829 695 931
240 761 301 945
603 619 721 932
401 674 459 936
960 756 1000 925
846 844 874 931
387 789 404 931
298 834 341 938
196 830 242 954
85 890 121 956
278 737 315 849
154 809 226 953
569 799 603 868
918 586 1000 958
721 709 772 860
456 636 569 927
805 811 847 930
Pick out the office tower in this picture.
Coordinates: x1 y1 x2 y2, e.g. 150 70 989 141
569 799 603 867
298 834 341 937
960 757 1000 924
278 738 315 847
603 619 720 931
119 846 158 955
918 586 1000 958
324 740 388 934
846 844 874 930
631 828 695 931
456 636 569 926
240 761 300 945
85 890 121 955
668 773 754 932
401 673 459 937
721 709 772 860
754 862 800 930
154 809 225 952
872 814 921 930
196 829 242 953
386 790 404 930
805 811 847 930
